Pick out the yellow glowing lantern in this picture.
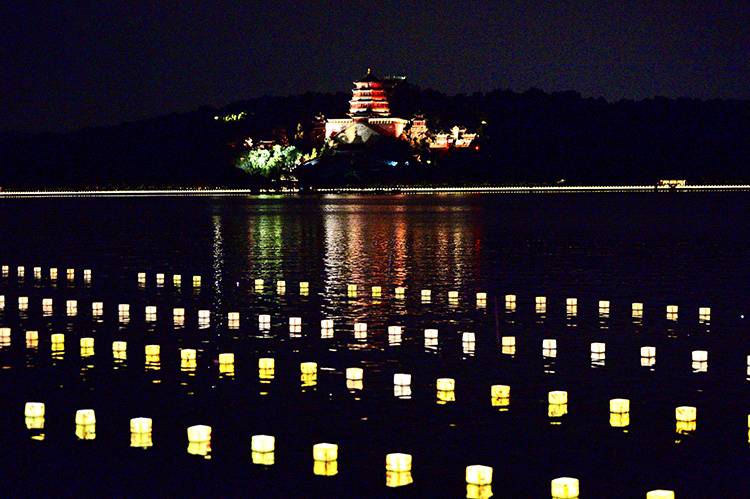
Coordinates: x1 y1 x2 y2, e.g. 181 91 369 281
172 274 181 287
448 290 459 304
276 280 286 295
301 362 317 375
549 390 568 419
466 465 493 486
156 273 165 286
347 283 357 297
346 367 363 381
17 266 25 278
75 409 96 440
181 348 197 361
145 345 160 368
187 425 211 456
598 300 610 316
386 470 413 488
253 278 264 291
698 307 711 322
632 302 644 319
372 286 382 298
549 391 568 405
0 294 4 310
354 322 367 340
112 341 127 360
551 477 579 498
228 312 240 329
491 384 510 408
259 357 275 381
437 378 455 391
145 305 157 321
641 346 656 367
83 268 91 281
18 296 29 311
394 286 405 299
258 314 271 329
386 452 412 472
33 266 41 279
609 398 631 428
0 327 10 348
137 272 146 285
92 301 103 317
198 309 210 328
118 303 130 316
421 289 431 302
289 316 302 334
51 333 64 348
313 442 338 461
543 338 557 357
219 353 234 364
130 417 152 434
505 294 517 311
462 332 476 355
646 491 675 499
42 298 53 314
259 357 274 370
566 298 578 316
691 350 708 373
252 434 275 465
26 330 38 349
80 337 94 357
1 264 7 277
130 417 153 448
476 292 487 308
666 304 678 321
314 460 338 476
66 268 75 281
388 325 402 345
675 406 697 434
192 275 201 287
502 335 516 355
25 402 45 418
591 342 606 364
65 299 77 316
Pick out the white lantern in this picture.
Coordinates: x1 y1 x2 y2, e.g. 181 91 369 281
386 453 412 472
698 307 711 322
258 314 271 329
394 286 405 299
313 442 338 461
421 289 431 302
536 296 547 314
394 373 411 386
505 294 516 311
566 298 578 316
130 417 152 434
187 424 211 443
646 491 675 499
299 281 309 295
276 280 286 295
551 477 579 498
476 292 487 307
466 465 493 485
252 434 275 453
155 273 165 286
632 302 644 318
25 402 45 418
436 378 455 391
92 302 104 316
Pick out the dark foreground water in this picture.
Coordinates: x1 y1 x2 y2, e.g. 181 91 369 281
0 193 748 498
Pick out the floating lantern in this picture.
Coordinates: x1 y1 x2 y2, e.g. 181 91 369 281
259 357 274 381
313 442 338 461
386 453 413 487
228 312 240 329
145 344 160 356
198 310 210 328
301 362 317 386
173 308 185 327
156 273 165 286
448 290 459 305
0 327 10 348
251 434 275 465
51 333 64 349
466 465 493 486
277 280 286 295
253 278 264 292
424 328 439 350
219 353 235 375
289 317 302 334
118 304 130 321
476 292 487 308
17 266 25 278
180 348 197 371
609 398 631 428
92 302 103 317
462 332 476 355
347 284 357 297
549 391 568 405
42 298 53 314
1 264 7 277
354 322 367 340
591 342 606 365
666 304 678 321
299 281 309 296
66 268 75 281
50 267 58 280
437 378 455 391
372 286 382 298
83 269 91 282
0 294 4 310
258 357 274 370
112 341 127 360
691 350 708 373
173 274 181 287
641 346 656 367
80 337 94 357
675 406 697 434
394 373 411 386
75 409 96 440
130 417 152 434
632 302 644 319
394 286 405 299
18 296 29 311
66 299 78 316
187 425 211 457
26 330 39 349
566 298 578 316
137 272 146 285
551 477 579 498
25 402 45 430
346 367 364 390
536 296 547 314
145 305 157 321
598 300 610 317
130 417 153 448
33 266 41 279
543 338 557 358
549 391 568 419
491 384 510 408
192 275 201 288
320 319 334 338
301 362 317 375
313 460 338 477
646 491 675 499
258 314 271 329
501 336 516 355
421 289 431 302
505 294 517 312
699 307 711 322
388 325 402 345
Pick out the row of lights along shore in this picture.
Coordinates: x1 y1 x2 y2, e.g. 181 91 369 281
22 402 675 497
0 326 732 376
1 267 714 322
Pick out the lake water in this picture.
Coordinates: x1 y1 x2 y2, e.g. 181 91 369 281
0 193 748 498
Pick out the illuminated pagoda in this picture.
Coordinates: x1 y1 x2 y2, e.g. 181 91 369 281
324 69 409 144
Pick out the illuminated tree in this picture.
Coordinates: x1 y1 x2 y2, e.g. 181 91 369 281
236 144 303 180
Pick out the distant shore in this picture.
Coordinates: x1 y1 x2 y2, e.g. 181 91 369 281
1 184 749 198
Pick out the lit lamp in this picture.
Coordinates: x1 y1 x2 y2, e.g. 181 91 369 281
0 294 4 310
421 289 431 303
192 275 201 288
346 367 364 390
83 269 92 283
501 336 516 355
259 357 274 381
394 286 405 299
691 350 708 373
118 304 130 323
112 341 127 360
66 300 78 317
258 314 271 330
476 292 487 308
536 296 547 314
33 266 41 279
394 373 412 399
92 302 104 318
145 344 160 369
548 391 568 420
598 300 610 317
551 477 579 498
466 465 493 499
25 402 45 430
641 346 656 367
354 322 367 340
251 435 275 465
313 443 338 476
388 325 402 346
228 312 240 329
347 284 357 297
320 319 334 339
26 330 39 349
491 384 510 409
566 298 578 316
289 317 302 334
646 490 675 499
505 294 516 312
130 417 153 449
75 409 96 440
198 310 210 328
219 353 235 376
137 272 146 285
173 274 181 287
173 308 185 327
372 286 382 298
591 342 606 366
1 264 8 277
18 296 29 311
42 298 53 315
17 266 25 279
675 406 697 434
254 278 264 292
448 290 459 305
187 425 211 457
436 377 455 404
632 302 644 319
543 339 557 358
276 280 286 295
66 268 75 281
424 328 439 350
145 305 157 322
80 337 94 357
462 332 476 355
386 453 413 487
698 307 711 323
609 398 630 428
181 348 197 371
51 333 65 354
666 305 678 321
155 273 165 286
301 362 317 387
0 327 10 348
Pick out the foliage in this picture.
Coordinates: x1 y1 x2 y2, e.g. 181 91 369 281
235 144 302 180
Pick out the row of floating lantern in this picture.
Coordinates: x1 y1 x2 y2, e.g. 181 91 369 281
1 265 91 283
18 403 680 497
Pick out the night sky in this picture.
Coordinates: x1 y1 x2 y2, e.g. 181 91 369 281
2 1 748 133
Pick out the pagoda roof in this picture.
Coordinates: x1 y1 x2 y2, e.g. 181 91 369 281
355 68 381 83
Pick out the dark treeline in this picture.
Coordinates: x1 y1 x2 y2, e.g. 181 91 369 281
1 85 749 188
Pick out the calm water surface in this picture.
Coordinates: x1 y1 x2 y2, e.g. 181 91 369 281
0 193 748 498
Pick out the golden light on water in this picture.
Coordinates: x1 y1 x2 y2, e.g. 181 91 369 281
551 476 580 498
646 491 675 499
187 425 211 458
466 465 493 497
75 409 96 440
